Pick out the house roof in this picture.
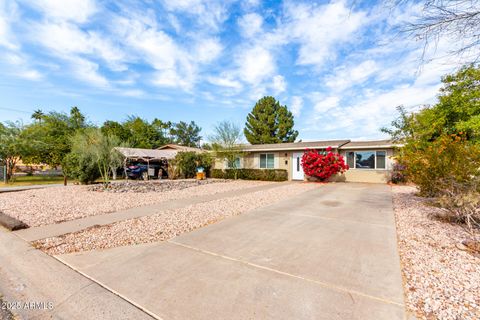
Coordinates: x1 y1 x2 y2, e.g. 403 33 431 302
115 147 178 160
340 140 400 149
240 139 400 152
157 144 203 152
241 140 351 152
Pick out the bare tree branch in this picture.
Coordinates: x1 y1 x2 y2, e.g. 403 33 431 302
396 0 480 63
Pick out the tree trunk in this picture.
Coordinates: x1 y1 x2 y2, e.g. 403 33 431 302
63 174 67 186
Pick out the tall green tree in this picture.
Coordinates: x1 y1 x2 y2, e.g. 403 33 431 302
382 65 480 143
383 65 480 197
22 107 88 185
101 120 130 142
436 65 480 139
69 106 86 130
244 96 298 144
0 121 29 181
152 118 172 142
170 121 202 147
121 116 171 148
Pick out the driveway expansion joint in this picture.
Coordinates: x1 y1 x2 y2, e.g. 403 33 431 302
168 239 405 308
54 255 164 320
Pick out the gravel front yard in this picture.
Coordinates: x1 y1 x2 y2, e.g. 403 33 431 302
34 182 319 255
0 179 271 227
393 186 480 320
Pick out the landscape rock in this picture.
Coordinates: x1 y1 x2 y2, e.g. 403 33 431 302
0 179 271 227
393 186 480 320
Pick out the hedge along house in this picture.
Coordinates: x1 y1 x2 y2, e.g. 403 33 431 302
213 139 399 183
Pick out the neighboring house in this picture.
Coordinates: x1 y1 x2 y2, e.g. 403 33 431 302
214 139 400 183
157 144 203 152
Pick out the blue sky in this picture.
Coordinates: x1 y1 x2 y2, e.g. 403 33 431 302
0 0 463 141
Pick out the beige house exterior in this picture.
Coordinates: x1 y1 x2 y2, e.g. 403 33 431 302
214 139 399 183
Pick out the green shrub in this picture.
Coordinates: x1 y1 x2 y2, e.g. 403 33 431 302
63 152 100 184
211 168 288 181
399 133 480 196
174 151 212 178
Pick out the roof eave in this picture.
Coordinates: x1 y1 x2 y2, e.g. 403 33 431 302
340 144 402 149
243 145 344 152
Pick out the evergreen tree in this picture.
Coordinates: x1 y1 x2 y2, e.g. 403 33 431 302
244 96 298 144
170 121 202 147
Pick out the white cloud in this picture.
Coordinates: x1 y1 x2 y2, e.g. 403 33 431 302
195 37 223 63
167 14 182 33
1 50 42 81
33 22 126 70
68 56 108 87
305 81 441 139
161 0 227 31
109 16 191 89
271 75 286 94
152 69 192 90
290 96 303 118
326 60 378 91
113 14 226 90
236 45 275 85
207 75 243 90
118 89 145 97
17 69 42 80
26 0 97 23
0 0 18 50
241 0 260 9
282 1 367 68
238 13 263 38
313 96 340 113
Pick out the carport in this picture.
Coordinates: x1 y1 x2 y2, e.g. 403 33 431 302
115 147 177 179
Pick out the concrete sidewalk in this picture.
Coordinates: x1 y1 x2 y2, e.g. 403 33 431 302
15 182 286 241
0 227 155 319
58 183 406 319
0 183 63 193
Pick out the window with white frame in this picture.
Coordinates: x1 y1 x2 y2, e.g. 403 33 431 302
346 150 387 170
259 153 275 169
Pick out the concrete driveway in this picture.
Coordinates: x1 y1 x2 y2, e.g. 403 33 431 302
59 183 406 319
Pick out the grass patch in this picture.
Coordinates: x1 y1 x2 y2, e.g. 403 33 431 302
2 175 65 187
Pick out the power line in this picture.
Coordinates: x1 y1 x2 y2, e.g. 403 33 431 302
0 107 33 114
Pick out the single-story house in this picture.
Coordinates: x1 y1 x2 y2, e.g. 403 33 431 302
213 139 400 183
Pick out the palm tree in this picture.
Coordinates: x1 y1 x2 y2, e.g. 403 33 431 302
31 109 44 123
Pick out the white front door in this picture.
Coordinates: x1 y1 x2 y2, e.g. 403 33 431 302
292 152 304 180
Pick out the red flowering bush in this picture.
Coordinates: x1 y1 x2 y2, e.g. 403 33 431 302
301 147 349 181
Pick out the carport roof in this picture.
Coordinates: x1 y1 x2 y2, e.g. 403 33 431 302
115 147 177 160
